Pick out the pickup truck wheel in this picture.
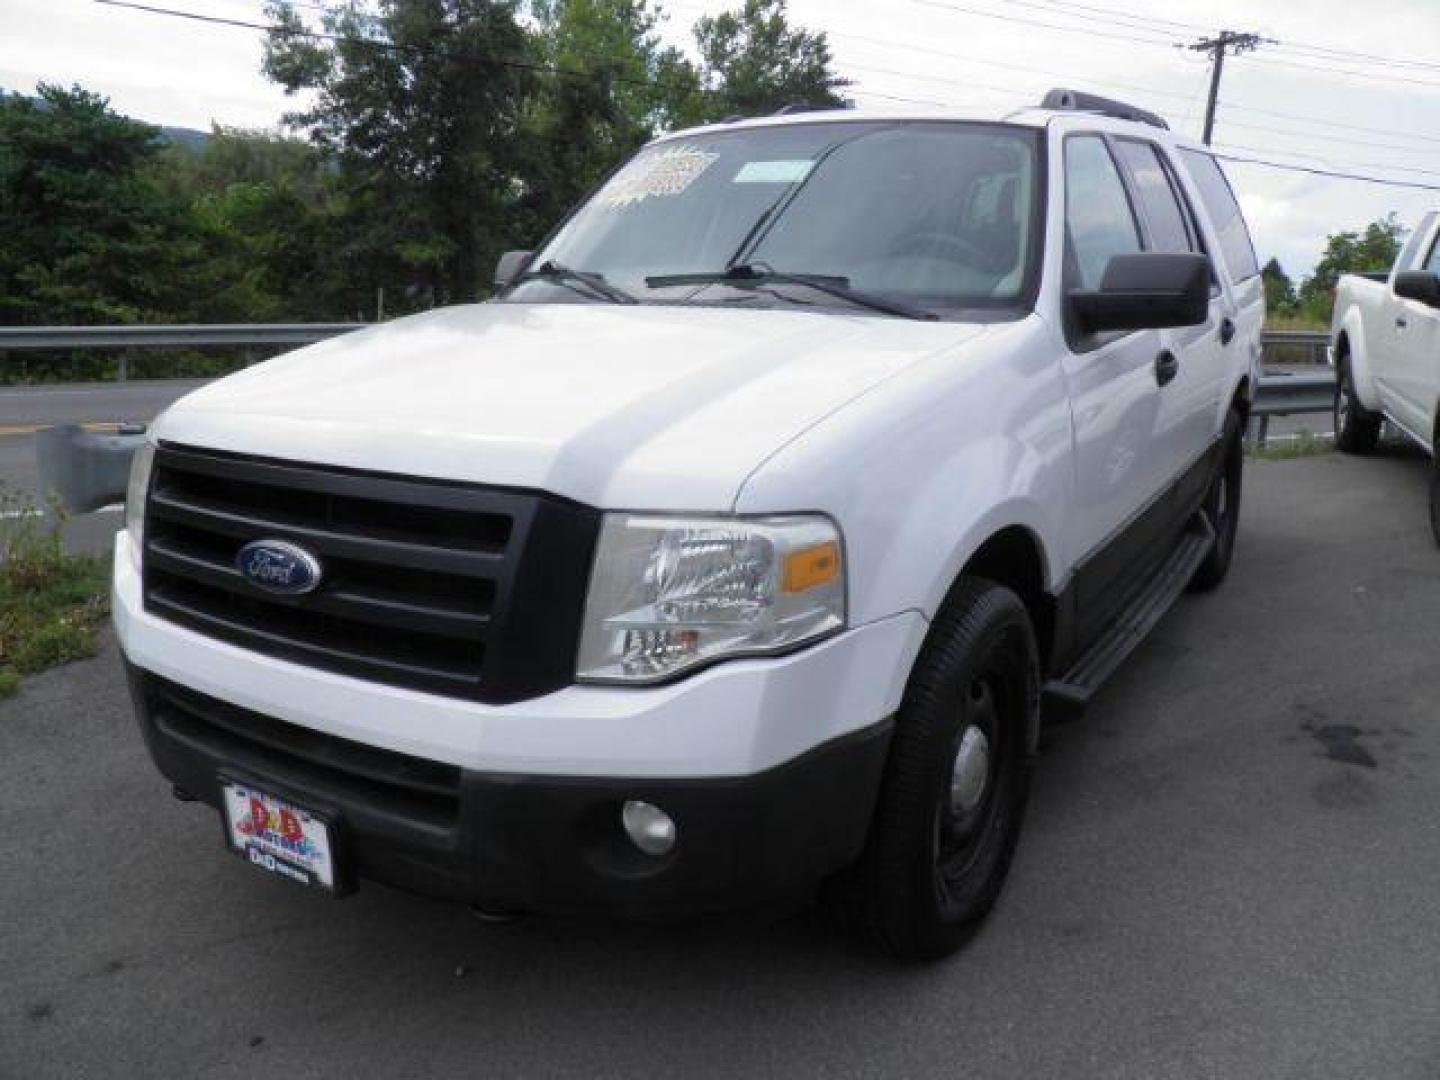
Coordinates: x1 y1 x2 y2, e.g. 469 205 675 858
847 578 1037 960
1189 409 1243 593
1335 362 1381 454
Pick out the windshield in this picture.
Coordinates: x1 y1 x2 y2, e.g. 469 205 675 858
510 121 1043 317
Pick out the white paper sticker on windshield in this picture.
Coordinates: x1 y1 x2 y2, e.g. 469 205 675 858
732 159 814 184
597 145 719 209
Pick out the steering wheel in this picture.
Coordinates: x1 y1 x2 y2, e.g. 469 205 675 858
887 229 993 268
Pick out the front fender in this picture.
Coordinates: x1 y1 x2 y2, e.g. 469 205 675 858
732 318 1073 630
865 437 1065 621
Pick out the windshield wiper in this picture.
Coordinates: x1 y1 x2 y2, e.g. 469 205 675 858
518 261 637 305
645 265 937 321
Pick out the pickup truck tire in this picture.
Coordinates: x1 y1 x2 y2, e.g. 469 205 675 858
1428 456 1440 547
845 577 1038 960
1189 409 1243 592
1334 360 1382 454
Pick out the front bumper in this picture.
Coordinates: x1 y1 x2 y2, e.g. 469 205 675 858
114 530 925 915
126 664 893 917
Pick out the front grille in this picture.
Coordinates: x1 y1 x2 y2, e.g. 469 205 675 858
143 443 600 703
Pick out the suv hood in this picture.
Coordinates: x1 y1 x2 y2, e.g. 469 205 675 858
156 302 990 509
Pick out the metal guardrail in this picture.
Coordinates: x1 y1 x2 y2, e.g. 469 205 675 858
1253 330 1333 447
14 324 1333 508
0 323 367 381
0 324 365 349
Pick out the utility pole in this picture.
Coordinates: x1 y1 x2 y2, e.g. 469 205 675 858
1189 30 1268 146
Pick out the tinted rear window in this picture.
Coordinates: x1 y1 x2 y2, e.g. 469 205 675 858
1179 150 1259 282
1114 140 1194 255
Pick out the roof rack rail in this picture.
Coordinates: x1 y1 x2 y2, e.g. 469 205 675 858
1040 88 1168 131
771 101 851 116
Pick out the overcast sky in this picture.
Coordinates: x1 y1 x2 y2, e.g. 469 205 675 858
2 0 1438 279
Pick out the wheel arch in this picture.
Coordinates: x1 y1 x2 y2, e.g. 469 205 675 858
1336 310 1380 411
1230 374 1252 422
948 524 1055 674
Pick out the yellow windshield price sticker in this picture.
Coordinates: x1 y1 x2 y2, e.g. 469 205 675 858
598 145 720 209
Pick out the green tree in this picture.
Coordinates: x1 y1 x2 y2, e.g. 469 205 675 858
263 0 537 307
1261 257 1296 317
1297 213 1406 322
0 84 193 326
155 127 347 321
519 0 701 239
691 0 850 120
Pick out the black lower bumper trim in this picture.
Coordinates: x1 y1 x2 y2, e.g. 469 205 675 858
126 664 893 919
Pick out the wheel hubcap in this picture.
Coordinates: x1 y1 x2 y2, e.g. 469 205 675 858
950 722 991 815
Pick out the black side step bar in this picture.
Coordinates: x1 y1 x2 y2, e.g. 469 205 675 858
1042 512 1216 721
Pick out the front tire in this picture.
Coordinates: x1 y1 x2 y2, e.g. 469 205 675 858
1429 454 1440 548
1189 408 1243 593
1335 359 1381 454
847 578 1038 960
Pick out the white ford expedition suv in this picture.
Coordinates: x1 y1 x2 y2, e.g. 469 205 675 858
1331 210 1440 538
115 91 1263 959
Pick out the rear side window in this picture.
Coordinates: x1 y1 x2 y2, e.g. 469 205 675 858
1401 211 1437 273
1114 140 1193 254
1065 136 1142 290
1425 237 1440 276
1179 149 1259 281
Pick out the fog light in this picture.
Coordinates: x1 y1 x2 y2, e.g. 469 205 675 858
621 800 676 856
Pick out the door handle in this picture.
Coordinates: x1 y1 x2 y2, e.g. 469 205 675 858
1155 350 1179 387
1397 316 1409 329
1219 317 1236 345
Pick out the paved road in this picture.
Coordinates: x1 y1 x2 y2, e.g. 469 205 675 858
0 381 204 555
0 379 207 433
5 448 1440 1078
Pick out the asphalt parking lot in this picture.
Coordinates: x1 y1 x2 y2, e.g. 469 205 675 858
4 446 1440 1079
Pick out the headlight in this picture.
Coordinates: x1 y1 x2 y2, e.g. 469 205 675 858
124 441 156 571
577 514 845 683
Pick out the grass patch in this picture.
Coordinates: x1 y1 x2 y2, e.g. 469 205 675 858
1264 314 1330 334
1248 430 1334 460
0 487 110 698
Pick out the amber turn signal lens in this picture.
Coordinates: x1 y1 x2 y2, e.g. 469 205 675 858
782 540 841 594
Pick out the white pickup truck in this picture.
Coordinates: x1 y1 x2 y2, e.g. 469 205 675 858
1332 211 1440 538
116 90 1262 959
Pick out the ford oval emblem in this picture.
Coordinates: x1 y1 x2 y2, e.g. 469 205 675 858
236 539 323 595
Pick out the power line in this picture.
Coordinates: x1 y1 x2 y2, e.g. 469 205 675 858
832 24 1440 153
1221 99 1440 148
847 61 1050 103
1217 142 1440 181
909 0 1177 48
912 0 1440 94
829 28 1196 102
1214 117 1440 160
1269 41 1440 75
1189 31 1270 145
1001 0 1215 36
1000 0 1212 40
93 0 691 92
843 74 1440 192
845 59 1440 162
1235 51 1440 92
1005 0 1440 74
1213 150 1440 193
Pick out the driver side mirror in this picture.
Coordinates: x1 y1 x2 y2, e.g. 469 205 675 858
1069 253 1210 334
494 250 533 291
1394 271 1440 308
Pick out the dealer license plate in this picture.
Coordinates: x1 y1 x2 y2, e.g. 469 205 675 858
222 782 336 891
